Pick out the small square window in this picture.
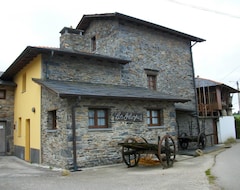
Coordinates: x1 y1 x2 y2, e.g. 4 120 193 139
88 109 108 128
147 109 163 126
0 89 6 99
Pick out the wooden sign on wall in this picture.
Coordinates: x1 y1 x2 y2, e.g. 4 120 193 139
113 112 143 122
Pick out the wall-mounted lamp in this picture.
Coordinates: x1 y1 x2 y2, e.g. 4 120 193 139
32 107 36 113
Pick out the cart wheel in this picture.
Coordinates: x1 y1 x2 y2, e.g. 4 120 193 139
179 139 189 150
158 134 176 168
122 137 140 167
198 133 206 149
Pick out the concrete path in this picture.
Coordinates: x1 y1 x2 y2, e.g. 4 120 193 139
0 152 219 190
212 142 240 190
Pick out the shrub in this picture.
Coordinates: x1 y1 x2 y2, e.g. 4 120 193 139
224 137 236 145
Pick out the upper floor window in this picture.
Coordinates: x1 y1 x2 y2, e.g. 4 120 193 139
22 73 26 92
91 36 96 51
145 69 158 90
88 109 108 129
147 109 163 126
0 89 6 99
147 75 157 90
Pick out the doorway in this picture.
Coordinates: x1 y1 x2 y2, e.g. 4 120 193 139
0 121 6 155
25 119 30 161
213 119 218 144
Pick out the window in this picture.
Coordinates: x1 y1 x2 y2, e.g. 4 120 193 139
48 110 57 130
91 36 96 51
18 117 22 137
147 110 162 126
88 109 108 128
22 73 26 92
145 69 158 90
0 89 6 99
147 75 157 90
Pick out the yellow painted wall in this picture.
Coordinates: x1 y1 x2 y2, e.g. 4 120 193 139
13 55 42 153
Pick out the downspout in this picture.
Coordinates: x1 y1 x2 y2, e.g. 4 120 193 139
71 100 81 171
190 41 200 134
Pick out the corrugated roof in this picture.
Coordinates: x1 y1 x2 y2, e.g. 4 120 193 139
195 77 239 93
33 79 190 102
0 46 130 81
76 12 205 42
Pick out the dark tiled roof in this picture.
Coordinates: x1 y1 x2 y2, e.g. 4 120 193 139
0 46 130 81
76 12 205 42
33 79 189 102
0 71 16 86
195 77 239 93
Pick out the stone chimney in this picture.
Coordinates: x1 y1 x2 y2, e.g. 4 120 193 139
59 27 86 52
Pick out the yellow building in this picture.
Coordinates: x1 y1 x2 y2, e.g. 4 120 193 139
13 55 41 163
1 49 42 163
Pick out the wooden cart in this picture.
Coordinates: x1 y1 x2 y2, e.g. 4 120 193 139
118 134 176 168
178 132 206 150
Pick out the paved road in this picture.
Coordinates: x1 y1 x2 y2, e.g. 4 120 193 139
212 142 240 190
0 149 226 190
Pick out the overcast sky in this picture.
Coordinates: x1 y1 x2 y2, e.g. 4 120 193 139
0 0 239 111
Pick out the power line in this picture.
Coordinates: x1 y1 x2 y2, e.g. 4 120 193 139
166 0 240 19
220 65 240 80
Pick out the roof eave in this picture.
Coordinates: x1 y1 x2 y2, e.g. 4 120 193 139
59 93 190 102
76 12 205 42
0 46 130 81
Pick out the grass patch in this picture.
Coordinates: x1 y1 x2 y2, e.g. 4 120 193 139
205 168 216 184
224 137 236 145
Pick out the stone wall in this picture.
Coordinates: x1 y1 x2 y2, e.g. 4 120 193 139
59 18 198 135
42 54 122 85
41 87 177 168
61 19 195 105
0 85 15 155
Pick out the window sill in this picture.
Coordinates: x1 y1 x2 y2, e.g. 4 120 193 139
88 128 113 132
46 129 58 133
148 126 165 129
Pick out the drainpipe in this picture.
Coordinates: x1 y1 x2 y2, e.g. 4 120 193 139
190 42 200 134
71 102 81 171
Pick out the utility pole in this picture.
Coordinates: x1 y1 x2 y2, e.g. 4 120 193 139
237 81 240 114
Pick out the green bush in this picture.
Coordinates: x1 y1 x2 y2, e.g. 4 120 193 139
234 115 240 139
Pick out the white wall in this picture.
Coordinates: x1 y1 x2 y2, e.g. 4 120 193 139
217 116 236 143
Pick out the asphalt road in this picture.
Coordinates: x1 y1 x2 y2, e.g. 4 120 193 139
0 144 236 190
212 142 240 190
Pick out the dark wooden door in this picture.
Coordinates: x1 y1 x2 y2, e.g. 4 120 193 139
213 119 218 144
0 121 6 154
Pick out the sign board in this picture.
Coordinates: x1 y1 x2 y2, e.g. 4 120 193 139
113 112 143 122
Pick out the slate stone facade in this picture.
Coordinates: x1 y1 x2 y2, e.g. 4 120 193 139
60 19 196 109
0 83 15 155
41 85 176 168
38 14 202 168
60 16 199 134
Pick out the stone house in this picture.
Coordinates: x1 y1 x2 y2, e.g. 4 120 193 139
0 72 15 155
0 13 204 169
